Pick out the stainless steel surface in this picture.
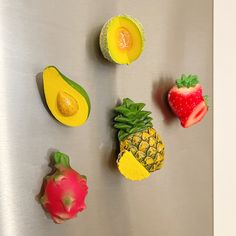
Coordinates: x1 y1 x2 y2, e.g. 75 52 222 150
0 0 212 236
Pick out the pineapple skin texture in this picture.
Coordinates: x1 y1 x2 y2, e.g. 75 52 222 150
120 128 165 172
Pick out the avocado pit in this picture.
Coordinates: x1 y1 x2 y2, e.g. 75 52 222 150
57 91 78 117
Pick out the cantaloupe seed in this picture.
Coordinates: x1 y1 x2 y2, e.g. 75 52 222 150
117 27 133 50
116 17 142 64
57 91 79 117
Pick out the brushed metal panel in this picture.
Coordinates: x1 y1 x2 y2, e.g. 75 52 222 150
0 0 212 235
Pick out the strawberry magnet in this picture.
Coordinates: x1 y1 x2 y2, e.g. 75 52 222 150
168 74 208 128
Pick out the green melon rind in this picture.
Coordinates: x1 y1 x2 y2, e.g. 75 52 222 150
45 66 91 116
99 19 113 62
99 15 145 65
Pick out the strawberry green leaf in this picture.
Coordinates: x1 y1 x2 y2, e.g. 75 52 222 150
204 95 209 107
176 74 199 88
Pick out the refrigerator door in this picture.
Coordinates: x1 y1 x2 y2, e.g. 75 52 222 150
0 0 212 236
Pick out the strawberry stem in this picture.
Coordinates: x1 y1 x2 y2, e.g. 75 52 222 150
204 95 209 107
54 152 71 168
176 74 199 88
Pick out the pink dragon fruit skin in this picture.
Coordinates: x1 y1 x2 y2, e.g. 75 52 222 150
40 152 88 224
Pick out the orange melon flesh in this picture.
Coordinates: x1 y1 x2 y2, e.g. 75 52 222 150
106 16 144 64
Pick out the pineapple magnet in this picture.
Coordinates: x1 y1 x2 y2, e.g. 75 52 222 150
114 98 165 181
168 74 208 128
40 152 88 224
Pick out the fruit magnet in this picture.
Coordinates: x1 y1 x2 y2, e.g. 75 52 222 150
43 66 90 127
168 74 208 128
40 151 88 224
114 98 165 181
99 15 144 65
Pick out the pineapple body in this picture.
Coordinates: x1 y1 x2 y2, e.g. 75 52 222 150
120 128 165 172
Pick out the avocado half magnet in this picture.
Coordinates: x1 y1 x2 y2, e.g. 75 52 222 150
99 15 145 64
42 66 91 127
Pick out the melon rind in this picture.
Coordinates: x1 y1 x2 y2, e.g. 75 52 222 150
99 15 145 65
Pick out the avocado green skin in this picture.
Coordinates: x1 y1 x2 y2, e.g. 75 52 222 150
99 15 145 65
45 66 91 115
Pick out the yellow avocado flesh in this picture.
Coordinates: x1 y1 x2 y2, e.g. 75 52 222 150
43 67 89 127
107 16 144 64
117 150 150 181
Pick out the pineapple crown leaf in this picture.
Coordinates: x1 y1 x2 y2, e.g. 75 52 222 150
53 151 71 168
176 74 199 88
114 98 153 141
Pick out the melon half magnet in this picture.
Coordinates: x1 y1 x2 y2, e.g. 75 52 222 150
40 151 88 224
43 66 90 127
168 74 208 128
114 98 165 181
99 15 145 64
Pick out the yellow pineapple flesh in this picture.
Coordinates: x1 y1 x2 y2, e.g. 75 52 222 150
117 150 150 181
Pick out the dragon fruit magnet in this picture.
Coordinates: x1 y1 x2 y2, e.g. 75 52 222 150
40 151 88 224
168 74 209 128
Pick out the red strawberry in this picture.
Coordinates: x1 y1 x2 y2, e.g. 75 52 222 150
40 152 88 224
168 74 208 128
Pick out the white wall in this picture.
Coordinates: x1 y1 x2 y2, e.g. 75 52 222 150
214 0 236 235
